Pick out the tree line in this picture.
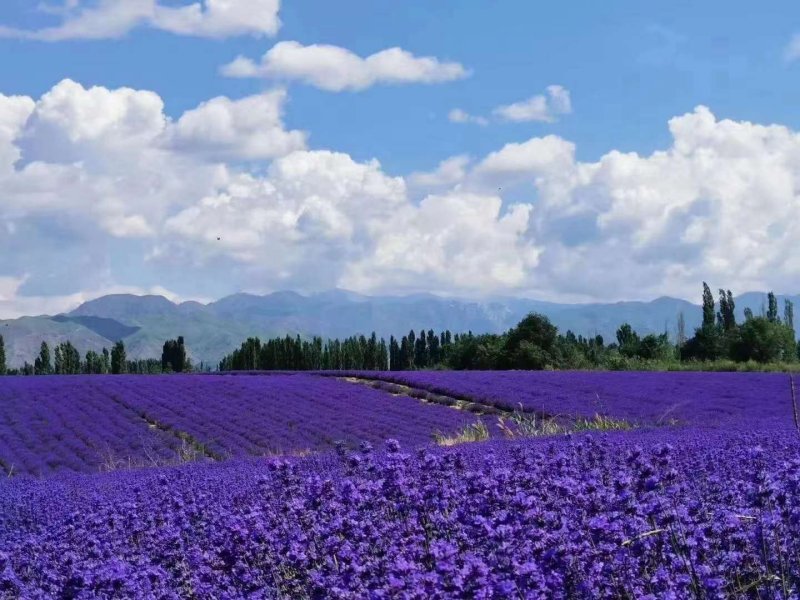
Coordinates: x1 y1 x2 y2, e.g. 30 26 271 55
0 336 199 376
218 284 800 372
2 283 799 375
217 331 464 372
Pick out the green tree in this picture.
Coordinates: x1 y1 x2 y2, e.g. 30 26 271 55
35 341 52 375
681 324 722 361
733 316 795 363
676 312 687 348
615 323 641 358
717 289 736 332
0 334 5 375
111 341 127 374
784 299 795 331
503 313 559 369
767 292 779 323
702 282 715 328
161 336 188 372
638 333 672 361
54 345 63 375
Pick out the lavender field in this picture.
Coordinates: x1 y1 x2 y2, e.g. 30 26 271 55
1 371 800 597
0 374 475 476
339 370 798 429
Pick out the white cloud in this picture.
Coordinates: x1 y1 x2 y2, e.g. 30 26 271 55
477 135 576 179
169 90 307 161
447 109 488 126
409 154 470 188
162 150 407 266
0 94 35 171
0 0 280 41
221 41 470 91
492 85 572 123
4 79 800 310
785 34 800 62
152 0 280 38
340 193 539 294
24 78 167 154
448 86 572 127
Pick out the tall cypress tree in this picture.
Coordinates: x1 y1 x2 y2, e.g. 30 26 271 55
0 334 5 375
785 299 795 331
717 289 736 332
54 345 63 375
702 282 715 328
767 292 779 323
111 341 127 374
36 342 52 375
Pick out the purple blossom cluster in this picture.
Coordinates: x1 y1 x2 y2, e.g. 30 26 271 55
0 374 476 475
339 370 797 428
1 428 799 598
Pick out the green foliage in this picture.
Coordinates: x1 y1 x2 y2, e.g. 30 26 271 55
503 313 559 369
84 350 106 374
111 341 127 374
34 342 52 375
702 282 715 327
53 341 81 374
717 289 736 331
767 292 779 323
0 335 5 375
616 323 641 358
732 316 796 363
785 299 795 330
681 324 723 361
445 333 504 370
220 332 391 371
162 336 188 373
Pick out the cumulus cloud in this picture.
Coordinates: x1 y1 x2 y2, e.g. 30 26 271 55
0 94 35 171
160 151 407 280
409 155 471 188
0 0 280 41
3 79 800 311
220 41 470 91
2 79 300 243
168 90 307 161
340 193 539 294
492 85 572 123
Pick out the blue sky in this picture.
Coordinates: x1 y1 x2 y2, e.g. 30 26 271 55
0 1 799 316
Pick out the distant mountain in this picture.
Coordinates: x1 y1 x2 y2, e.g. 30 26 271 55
1 290 797 368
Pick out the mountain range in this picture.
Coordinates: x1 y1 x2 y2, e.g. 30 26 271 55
1 290 797 368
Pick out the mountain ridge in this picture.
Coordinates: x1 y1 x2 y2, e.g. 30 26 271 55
0 290 797 368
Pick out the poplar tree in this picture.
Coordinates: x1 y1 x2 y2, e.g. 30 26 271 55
111 341 127 374
767 292 779 323
702 282 715 328
35 342 52 375
784 299 795 331
0 335 5 375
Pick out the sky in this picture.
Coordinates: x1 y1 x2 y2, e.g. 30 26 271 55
1 0 800 317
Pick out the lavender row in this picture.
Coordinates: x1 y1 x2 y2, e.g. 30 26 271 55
0 375 477 475
1 427 799 597
0 377 180 477
330 370 798 428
